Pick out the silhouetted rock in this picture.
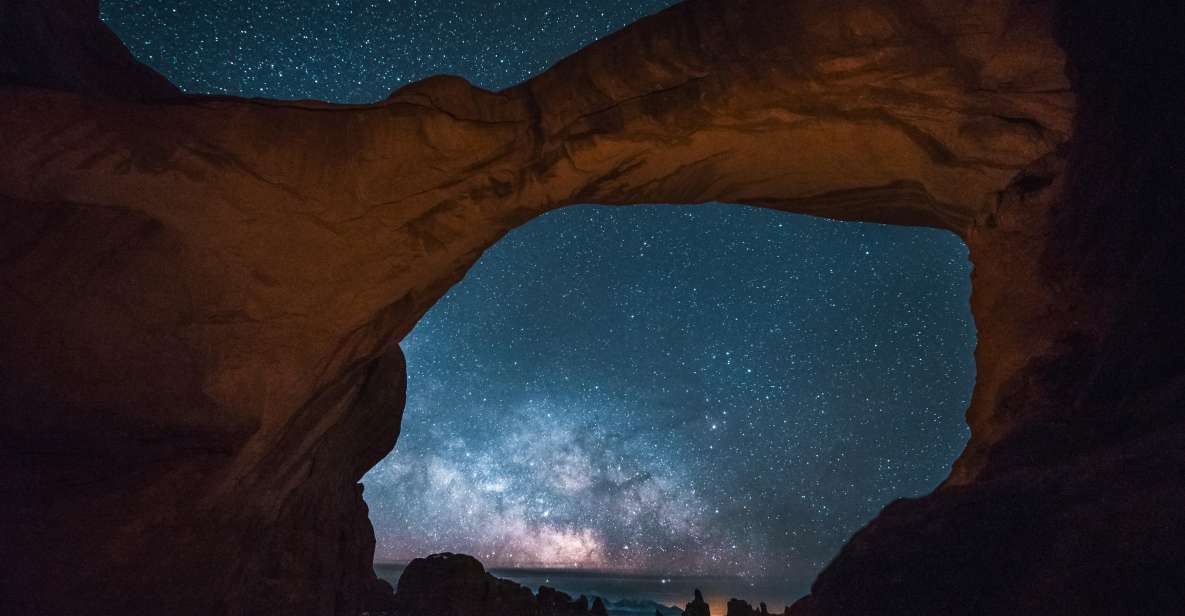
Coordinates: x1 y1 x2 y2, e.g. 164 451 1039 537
539 585 591 615
392 553 538 616
391 553 612 616
358 576 399 614
726 598 757 616
683 589 710 616
723 598 775 616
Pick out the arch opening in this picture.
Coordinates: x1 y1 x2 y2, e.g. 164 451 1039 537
363 203 976 611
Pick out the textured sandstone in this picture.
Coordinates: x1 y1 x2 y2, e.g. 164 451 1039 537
790 3 1185 613
0 0 1181 615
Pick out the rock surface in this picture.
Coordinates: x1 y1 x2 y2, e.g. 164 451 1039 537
788 3 1185 614
0 0 1182 615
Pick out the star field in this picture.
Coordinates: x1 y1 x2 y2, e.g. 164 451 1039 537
102 0 975 597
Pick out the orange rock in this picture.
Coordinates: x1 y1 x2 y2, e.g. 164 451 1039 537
2 1 1183 615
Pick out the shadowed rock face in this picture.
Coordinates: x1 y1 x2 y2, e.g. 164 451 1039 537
790 3 1185 614
0 0 1180 615
0 0 178 99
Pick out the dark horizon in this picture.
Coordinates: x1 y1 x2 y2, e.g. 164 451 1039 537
374 557 795 615
375 559 751 580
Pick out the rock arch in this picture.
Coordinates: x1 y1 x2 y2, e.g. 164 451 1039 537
2 1 1182 614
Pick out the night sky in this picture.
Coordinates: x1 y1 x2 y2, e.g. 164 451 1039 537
102 0 975 593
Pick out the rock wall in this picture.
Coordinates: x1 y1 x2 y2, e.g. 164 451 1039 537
791 2 1185 614
0 0 1180 615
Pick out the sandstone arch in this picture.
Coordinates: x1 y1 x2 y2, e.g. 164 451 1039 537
2 1 1182 615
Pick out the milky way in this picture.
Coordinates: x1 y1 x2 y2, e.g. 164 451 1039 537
103 0 975 592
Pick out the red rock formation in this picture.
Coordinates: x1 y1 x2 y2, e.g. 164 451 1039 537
0 0 1181 615
789 3 1185 614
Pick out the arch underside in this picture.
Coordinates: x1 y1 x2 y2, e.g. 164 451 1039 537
4 1 1184 615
